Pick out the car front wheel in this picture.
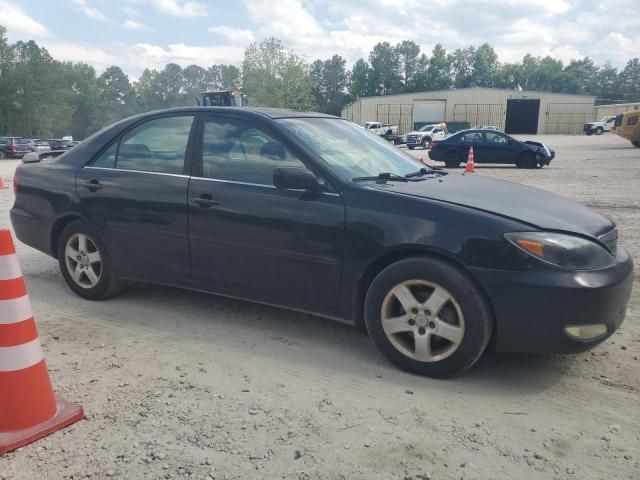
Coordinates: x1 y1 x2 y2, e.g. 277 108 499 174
57 220 123 300
595 127 604 135
444 152 461 168
364 257 493 378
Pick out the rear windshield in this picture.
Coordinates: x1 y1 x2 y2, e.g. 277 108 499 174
16 139 29 144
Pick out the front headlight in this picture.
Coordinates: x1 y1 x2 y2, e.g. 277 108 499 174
505 232 615 270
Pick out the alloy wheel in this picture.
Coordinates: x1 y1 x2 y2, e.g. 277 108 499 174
380 280 465 362
64 233 102 289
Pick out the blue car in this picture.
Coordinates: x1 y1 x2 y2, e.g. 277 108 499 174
428 129 555 169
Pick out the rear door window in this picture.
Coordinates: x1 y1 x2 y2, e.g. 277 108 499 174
90 116 194 174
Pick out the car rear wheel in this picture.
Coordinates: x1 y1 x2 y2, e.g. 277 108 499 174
444 152 461 168
364 257 493 378
595 127 604 135
57 220 124 300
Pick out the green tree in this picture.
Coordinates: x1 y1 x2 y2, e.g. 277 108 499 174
425 44 451 90
395 40 420 91
98 65 137 125
368 42 401 95
449 46 475 88
349 58 369 98
470 43 498 87
311 55 348 115
618 58 640 102
242 38 315 110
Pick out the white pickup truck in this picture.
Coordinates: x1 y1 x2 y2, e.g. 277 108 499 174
405 123 449 149
583 116 616 135
363 121 399 139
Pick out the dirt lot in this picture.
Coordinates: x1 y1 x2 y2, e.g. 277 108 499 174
0 134 639 480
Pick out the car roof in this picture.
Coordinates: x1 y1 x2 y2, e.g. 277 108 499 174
145 106 339 120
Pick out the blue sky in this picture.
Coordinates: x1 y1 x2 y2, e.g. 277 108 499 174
2 0 638 78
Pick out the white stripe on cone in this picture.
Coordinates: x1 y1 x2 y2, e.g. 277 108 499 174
0 295 33 325
0 337 44 372
0 254 23 281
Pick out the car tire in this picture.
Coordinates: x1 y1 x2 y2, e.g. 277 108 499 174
595 127 604 135
364 256 493 378
421 138 430 149
57 220 124 300
516 152 536 169
444 152 461 168
407 145 415 150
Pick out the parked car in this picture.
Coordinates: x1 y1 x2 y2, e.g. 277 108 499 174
362 121 399 140
11 107 633 377
26 139 51 152
405 123 449 150
474 125 500 131
0 137 31 159
429 129 555 168
47 139 75 150
584 116 616 135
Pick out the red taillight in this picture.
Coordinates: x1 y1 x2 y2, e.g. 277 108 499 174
13 169 19 194
8 143 17 151
430 141 438 149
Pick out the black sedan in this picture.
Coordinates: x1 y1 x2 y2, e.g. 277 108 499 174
10 108 633 378
429 129 555 168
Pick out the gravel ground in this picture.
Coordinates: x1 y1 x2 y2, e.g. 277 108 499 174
0 134 638 480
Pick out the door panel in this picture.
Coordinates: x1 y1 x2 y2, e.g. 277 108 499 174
76 115 195 282
188 115 346 308
189 180 345 307
76 168 191 281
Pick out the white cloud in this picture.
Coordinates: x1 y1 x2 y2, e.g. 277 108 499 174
134 0 208 17
123 19 154 31
0 1 48 38
208 26 254 44
134 43 244 69
72 0 108 22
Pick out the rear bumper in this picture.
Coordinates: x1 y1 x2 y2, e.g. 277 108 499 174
469 247 634 354
10 207 54 256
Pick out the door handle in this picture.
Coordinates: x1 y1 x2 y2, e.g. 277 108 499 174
81 180 103 190
191 195 219 208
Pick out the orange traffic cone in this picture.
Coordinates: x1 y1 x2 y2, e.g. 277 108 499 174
465 146 476 173
0 178 6 189
0 229 84 455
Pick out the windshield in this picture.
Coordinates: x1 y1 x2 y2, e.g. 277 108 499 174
419 125 434 132
278 118 426 181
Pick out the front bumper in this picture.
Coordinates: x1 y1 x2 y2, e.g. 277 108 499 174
469 246 634 354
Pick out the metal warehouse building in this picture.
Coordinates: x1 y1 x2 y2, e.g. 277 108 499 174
341 87 596 135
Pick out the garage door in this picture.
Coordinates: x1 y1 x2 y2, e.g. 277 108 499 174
412 100 446 127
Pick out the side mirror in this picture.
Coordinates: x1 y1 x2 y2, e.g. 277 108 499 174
273 167 322 191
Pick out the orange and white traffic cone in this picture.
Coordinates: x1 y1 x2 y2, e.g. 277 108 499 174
0 178 6 189
0 229 84 455
465 146 476 173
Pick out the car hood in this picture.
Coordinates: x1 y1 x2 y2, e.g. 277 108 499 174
371 173 614 238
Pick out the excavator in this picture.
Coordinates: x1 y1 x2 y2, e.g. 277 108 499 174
199 89 247 107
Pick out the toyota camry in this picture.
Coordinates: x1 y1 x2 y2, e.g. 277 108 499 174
10 107 634 377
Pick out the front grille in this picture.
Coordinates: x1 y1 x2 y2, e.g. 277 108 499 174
599 228 618 255
407 135 419 144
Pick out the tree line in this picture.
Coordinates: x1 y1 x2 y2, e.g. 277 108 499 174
1 25 639 139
